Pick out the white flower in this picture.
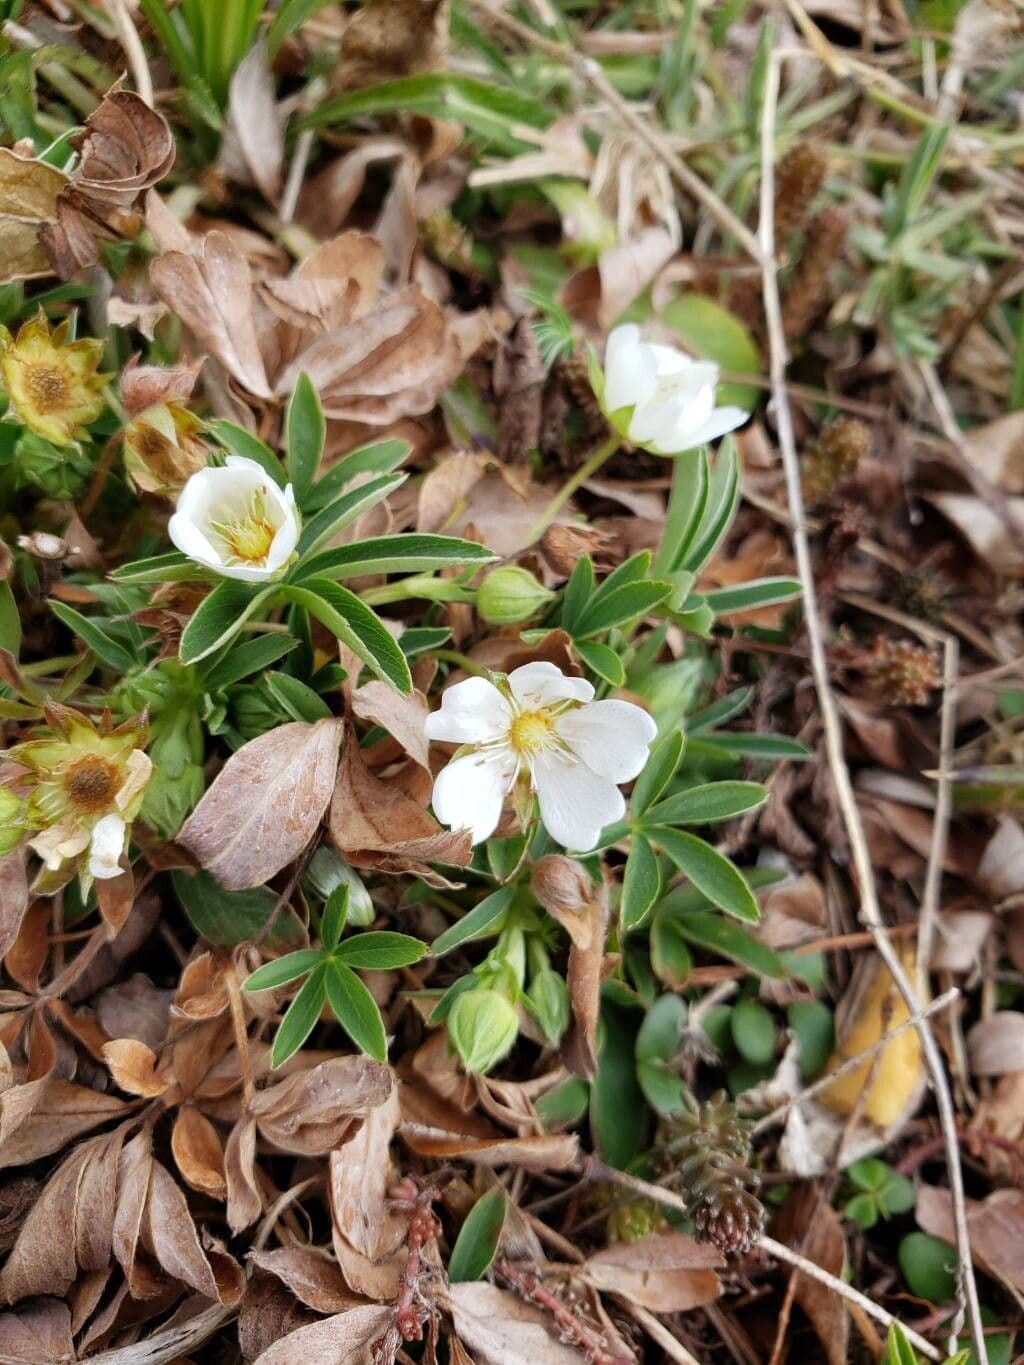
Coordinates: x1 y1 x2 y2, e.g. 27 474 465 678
601 323 748 456
168 455 300 582
87 813 126 880
425 662 657 852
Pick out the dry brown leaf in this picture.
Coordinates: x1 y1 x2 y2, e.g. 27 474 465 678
584 1233 721 1312
328 725 472 881
964 409 1024 494
250 1054 393 1156
925 492 1024 576
0 1296 75 1363
96 974 173 1050
978 816 1024 900
150 231 274 399
0 1080 129 1171
221 42 284 204
330 1089 408 1300
931 910 994 972
448 1281 588 1364
0 851 29 960
70 89 175 210
773 1186 849 1365
172 1105 227 1199
225 1116 261 1234
249 1247 367 1313
351 680 431 770
252 1304 394 1365
917 1183 1024 1295
95 867 135 939
178 718 343 890
142 1158 243 1304
240 1270 321 1361
298 140 408 240
417 451 487 532
966 1011 1024 1076
532 856 607 1079
0 149 67 282
120 356 202 416
102 1038 170 1098
401 1125 578 1168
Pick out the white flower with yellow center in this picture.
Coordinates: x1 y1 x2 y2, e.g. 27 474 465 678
168 455 300 582
600 323 748 456
425 662 657 851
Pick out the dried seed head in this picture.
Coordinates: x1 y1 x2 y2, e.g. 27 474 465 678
774 144 828 240
802 417 871 506
867 636 941 707
782 204 849 342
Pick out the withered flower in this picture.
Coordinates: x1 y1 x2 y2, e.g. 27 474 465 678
7 704 151 890
120 358 209 495
0 311 107 447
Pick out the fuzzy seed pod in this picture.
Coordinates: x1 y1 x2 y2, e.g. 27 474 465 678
782 204 848 342
802 417 871 506
655 1092 765 1256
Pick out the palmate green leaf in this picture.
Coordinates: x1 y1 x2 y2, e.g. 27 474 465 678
243 949 326 993
678 439 741 574
688 686 755 732
673 909 787 978
321 885 349 951
649 911 692 989
295 474 409 558
573 638 625 686
591 1001 647 1169
731 996 776 1064
635 995 687 1115
701 732 811 761
653 828 759 921
325 960 388 1061
620 835 662 931
49 602 137 672
207 421 287 486
646 780 766 826
200 633 299 690
448 1189 507 1283
264 670 332 723
701 578 803 616
630 729 685 815
109 551 206 585
285 372 326 505
573 580 673 637
296 534 496 581
271 964 329 1066
179 582 276 665
561 556 596 631
300 73 551 153
431 885 517 957
335 931 427 970
655 451 709 578
279 579 412 694
172 869 303 949
304 439 411 512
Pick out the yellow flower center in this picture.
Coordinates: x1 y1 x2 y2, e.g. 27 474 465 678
211 491 278 565
64 755 119 813
25 364 70 413
509 709 554 756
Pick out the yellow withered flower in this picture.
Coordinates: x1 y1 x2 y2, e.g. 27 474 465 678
123 401 209 495
0 311 107 447
7 703 152 891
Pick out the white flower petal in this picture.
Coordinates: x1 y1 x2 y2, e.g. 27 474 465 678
88 813 126 880
507 662 594 709
431 748 516 844
603 324 658 413
532 751 625 852
555 699 657 783
681 406 750 447
424 677 513 745
629 385 716 452
168 510 224 569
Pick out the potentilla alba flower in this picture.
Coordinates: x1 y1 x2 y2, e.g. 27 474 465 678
598 323 748 456
168 455 300 582
425 662 657 852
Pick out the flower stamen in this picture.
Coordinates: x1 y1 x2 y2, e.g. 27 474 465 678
509 709 555 756
210 490 278 566
64 755 120 812
25 365 70 412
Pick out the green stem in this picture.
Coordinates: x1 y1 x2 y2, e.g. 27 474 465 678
429 648 490 677
524 432 621 546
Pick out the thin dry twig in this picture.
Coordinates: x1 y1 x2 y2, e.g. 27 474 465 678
758 47 988 1364
918 635 959 975
751 987 961 1136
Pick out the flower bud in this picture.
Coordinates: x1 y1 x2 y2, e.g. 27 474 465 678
447 987 519 1075
123 401 209 496
476 566 554 625
527 967 569 1047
